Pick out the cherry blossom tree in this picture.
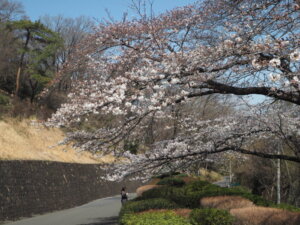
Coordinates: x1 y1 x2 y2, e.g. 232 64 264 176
44 0 300 179
102 107 300 180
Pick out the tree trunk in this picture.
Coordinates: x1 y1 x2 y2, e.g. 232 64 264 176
15 67 21 97
277 147 281 204
15 29 30 97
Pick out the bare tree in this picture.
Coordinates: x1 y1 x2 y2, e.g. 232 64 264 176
0 0 24 22
39 15 95 95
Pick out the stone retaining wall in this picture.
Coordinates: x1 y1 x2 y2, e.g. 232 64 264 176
0 160 140 221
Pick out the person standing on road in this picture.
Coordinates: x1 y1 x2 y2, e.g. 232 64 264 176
121 187 128 205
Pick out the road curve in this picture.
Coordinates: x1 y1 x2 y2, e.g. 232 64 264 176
2 194 135 225
213 176 230 187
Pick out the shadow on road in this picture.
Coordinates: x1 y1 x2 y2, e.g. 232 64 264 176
79 216 118 225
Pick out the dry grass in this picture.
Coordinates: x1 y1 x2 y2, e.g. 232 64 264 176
138 209 192 218
136 185 160 196
173 209 192 218
230 206 300 225
0 118 114 163
199 168 222 182
182 176 199 183
148 178 161 185
200 196 254 210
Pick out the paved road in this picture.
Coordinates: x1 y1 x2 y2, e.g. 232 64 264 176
213 176 230 187
2 194 135 225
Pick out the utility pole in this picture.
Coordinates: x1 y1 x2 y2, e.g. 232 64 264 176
276 144 281 204
228 157 233 188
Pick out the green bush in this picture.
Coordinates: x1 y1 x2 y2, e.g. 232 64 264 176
139 181 219 208
190 208 234 225
238 192 271 206
132 178 300 216
139 186 178 199
154 171 181 179
139 180 274 208
228 186 251 193
184 180 214 192
157 177 185 186
119 198 179 218
197 183 297 211
121 211 191 225
138 183 199 208
272 203 300 212
175 173 189 177
0 94 10 105
184 182 271 207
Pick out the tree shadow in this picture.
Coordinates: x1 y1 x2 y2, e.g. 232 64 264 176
79 216 118 225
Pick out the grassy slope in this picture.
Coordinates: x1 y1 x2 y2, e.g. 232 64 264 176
0 118 114 164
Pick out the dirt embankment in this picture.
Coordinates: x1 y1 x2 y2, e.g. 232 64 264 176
0 118 113 163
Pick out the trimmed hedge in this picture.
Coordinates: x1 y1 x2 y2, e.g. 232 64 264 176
175 173 189 177
184 180 213 192
190 208 234 225
119 198 179 218
139 180 274 208
121 211 191 225
122 179 300 223
271 203 300 212
157 177 185 187
153 172 181 179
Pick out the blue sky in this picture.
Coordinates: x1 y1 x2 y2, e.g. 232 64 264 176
20 0 197 21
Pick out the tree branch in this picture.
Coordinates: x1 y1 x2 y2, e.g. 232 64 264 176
205 80 300 105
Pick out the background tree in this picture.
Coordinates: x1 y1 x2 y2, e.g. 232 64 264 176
0 0 24 22
0 0 24 96
40 15 94 72
36 15 95 112
6 20 63 100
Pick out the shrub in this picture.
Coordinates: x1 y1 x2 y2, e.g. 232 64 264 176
190 208 234 225
174 209 192 218
157 177 185 186
138 185 195 208
139 209 192 218
139 185 179 199
230 206 300 225
121 211 191 225
154 171 181 179
184 180 214 193
229 186 251 193
176 173 189 177
237 192 271 206
139 180 239 208
0 94 10 105
119 198 179 218
263 210 300 225
198 168 222 182
181 177 200 184
138 180 278 209
186 183 271 207
200 196 254 210
136 185 160 197
271 203 300 212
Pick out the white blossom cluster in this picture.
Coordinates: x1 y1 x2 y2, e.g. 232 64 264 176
47 0 300 127
101 108 300 180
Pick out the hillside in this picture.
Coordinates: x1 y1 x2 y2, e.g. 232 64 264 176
0 118 113 164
